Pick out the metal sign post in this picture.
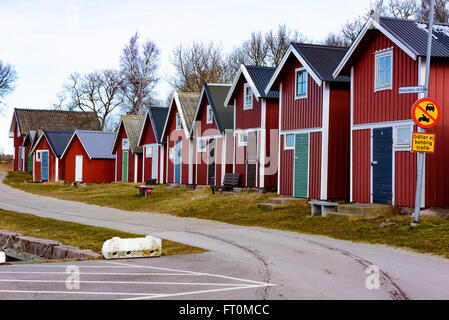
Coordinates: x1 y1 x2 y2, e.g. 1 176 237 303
413 0 435 225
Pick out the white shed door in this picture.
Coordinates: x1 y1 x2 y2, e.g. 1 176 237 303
75 155 83 182
152 145 158 180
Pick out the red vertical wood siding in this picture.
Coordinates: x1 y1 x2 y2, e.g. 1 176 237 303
234 134 246 186
425 61 449 206
279 135 294 196
264 99 279 188
13 133 24 171
395 151 417 207
235 78 262 130
34 137 57 182
328 83 351 200
140 115 160 183
309 132 322 200
352 129 371 203
281 60 323 131
352 30 418 125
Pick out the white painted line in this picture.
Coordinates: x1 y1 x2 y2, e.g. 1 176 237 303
0 289 158 297
124 284 269 300
0 272 200 276
0 279 250 287
106 261 200 275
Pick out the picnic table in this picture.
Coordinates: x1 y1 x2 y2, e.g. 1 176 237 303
136 185 153 198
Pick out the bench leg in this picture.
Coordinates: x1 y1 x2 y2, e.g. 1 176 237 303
311 205 321 216
321 206 336 218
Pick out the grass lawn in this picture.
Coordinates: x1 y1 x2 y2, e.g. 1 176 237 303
5 171 449 259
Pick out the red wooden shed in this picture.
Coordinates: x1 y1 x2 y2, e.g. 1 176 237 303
161 92 200 185
21 131 37 173
112 115 145 183
224 65 280 190
191 83 234 186
334 16 449 207
61 130 116 183
30 131 73 183
266 43 351 200
137 107 169 184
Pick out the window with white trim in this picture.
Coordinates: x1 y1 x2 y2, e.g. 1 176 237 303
145 145 153 158
197 138 206 152
295 68 307 99
375 49 393 91
394 126 412 149
285 134 295 150
176 113 181 130
169 147 174 159
206 105 213 124
122 138 129 151
36 151 41 162
238 132 248 146
243 84 253 110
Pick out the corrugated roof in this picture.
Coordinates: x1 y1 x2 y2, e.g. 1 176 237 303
379 16 449 57
177 92 200 132
149 107 169 143
75 130 116 160
291 43 350 82
43 131 74 158
204 84 233 132
245 66 279 99
10 108 100 137
121 115 145 154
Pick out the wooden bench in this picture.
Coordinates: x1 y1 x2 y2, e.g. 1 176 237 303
136 185 153 198
210 173 240 194
309 200 339 217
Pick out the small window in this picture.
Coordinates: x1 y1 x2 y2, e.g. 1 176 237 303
145 145 153 158
285 134 295 150
375 49 393 91
243 84 253 110
197 138 206 152
395 126 412 148
295 68 307 99
238 132 248 147
169 147 174 159
206 105 213 124
122 138 129 151
36 151 41 162
176 113 181 130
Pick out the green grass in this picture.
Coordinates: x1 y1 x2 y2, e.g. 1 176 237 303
5 171 449 259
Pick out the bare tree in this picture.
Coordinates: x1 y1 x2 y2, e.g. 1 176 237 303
56 70 124 130
341 16 365 44
120 32 160 115
418 0 449 23
266 25 306 67
241 31 269 66
0 61 17 108
170 40 230 92
226 46 248 79
324 32 351 47
389 0 419 18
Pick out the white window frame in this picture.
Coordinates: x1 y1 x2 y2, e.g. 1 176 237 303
243 83 253 110
122 138 129 151
284 134 295 150
238 132 248 147
176 113 181 130
197 138 206 152
206 105 213 124
169 147 174 159
36 151 42 162
394 125 412 150
145 145 153 158
295 67 308 100
374 48 393 92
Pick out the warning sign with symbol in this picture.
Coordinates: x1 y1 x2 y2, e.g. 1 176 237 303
411 98 441 129
412 132 435 153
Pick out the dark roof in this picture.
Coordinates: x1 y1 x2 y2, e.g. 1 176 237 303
74 130 116 160
149 107 169 143
244 66 279 99
43 131 74 158
10 108 100 137
204 84 233 132
378 16 449 58
291 43 350 82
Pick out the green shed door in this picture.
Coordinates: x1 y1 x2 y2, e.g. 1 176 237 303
122 151 128 182
294 133 309 198
28 155 32 172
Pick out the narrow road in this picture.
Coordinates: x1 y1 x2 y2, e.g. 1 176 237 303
1 171 449 300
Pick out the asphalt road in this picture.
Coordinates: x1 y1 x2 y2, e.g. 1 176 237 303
0 171 449 300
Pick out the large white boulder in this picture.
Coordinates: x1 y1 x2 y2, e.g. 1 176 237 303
102 235 162 260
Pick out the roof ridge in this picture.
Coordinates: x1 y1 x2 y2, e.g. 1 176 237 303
379 15 449 26
15 108 96 114
244 65 276 70
293 42 348 50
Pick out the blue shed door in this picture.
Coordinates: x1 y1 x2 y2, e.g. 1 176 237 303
41 151 49 182
372 127 393 204
174 141 181 184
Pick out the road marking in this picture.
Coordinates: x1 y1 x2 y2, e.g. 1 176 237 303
0 279 250 286
0 271 201 276
0 289 158 297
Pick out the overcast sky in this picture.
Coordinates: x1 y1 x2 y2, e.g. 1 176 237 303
0 0 373 154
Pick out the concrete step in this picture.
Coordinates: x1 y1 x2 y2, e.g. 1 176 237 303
258 203 283 210
326 212 362 221
337 203 398 219
267 197 309 206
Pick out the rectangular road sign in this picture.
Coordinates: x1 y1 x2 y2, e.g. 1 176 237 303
412 132 435 153
399 86 425 94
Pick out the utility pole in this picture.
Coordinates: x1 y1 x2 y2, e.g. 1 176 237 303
413 0 435 225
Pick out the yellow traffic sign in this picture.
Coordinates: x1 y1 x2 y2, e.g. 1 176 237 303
412 98 441 129
412 132 435 153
